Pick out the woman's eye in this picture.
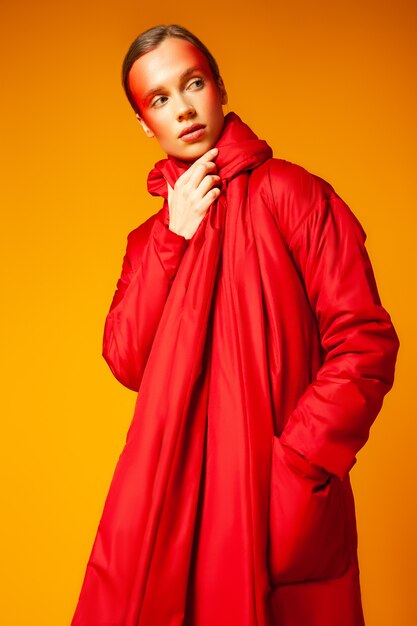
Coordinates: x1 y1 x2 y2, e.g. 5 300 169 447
188 78 205 90
151 95 168 108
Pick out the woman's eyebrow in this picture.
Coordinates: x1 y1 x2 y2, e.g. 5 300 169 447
179 66 205 81
142 86 166 101
142 66 205 101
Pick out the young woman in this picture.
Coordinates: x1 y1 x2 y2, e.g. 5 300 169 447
71 24 400 626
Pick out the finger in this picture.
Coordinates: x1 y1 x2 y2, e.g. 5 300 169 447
196 174 221 198
197 186 221 213
196 147 219 163
187 160 218 189
180 148 218 184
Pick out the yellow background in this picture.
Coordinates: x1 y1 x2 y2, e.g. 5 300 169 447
1 0 415 624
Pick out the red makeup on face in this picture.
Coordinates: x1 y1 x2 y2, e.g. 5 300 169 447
128 37 227 161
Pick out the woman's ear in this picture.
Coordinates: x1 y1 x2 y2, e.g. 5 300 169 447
135 113 155 138
217 77 228 106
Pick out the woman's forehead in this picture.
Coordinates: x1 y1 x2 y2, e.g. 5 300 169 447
128 38 212 97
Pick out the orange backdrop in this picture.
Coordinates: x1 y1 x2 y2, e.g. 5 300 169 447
1 1 415 624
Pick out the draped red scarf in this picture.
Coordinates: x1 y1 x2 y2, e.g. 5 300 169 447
72 112 275 626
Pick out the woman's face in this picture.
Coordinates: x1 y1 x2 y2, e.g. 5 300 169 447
128 37 227 161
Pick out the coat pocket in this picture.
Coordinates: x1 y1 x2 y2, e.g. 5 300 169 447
268 435 351 586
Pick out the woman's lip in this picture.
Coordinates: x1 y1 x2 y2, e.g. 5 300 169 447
179 123 206 137
179 126 206 142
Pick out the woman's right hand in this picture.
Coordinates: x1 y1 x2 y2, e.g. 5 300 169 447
166 147 221 240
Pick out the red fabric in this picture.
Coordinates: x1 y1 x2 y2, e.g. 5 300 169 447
71 112 400 626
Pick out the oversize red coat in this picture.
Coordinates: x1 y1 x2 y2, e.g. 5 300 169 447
71 112 400 626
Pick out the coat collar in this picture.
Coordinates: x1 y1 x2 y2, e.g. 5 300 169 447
146 111 273 200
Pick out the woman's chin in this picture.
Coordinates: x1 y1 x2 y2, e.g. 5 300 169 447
168 140 217 162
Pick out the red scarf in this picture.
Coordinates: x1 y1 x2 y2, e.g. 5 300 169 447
72 112 273 626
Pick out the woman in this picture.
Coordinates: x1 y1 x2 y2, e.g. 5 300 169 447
71 24 400 626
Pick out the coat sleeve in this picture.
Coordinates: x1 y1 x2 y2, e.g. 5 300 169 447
102 205 189 392
278 176 400 480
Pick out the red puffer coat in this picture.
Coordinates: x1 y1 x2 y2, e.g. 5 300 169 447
71 112 400 626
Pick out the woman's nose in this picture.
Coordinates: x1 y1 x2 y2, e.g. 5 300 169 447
176 96 196 122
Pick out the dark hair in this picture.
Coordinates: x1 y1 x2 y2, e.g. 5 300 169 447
121 24 222 116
